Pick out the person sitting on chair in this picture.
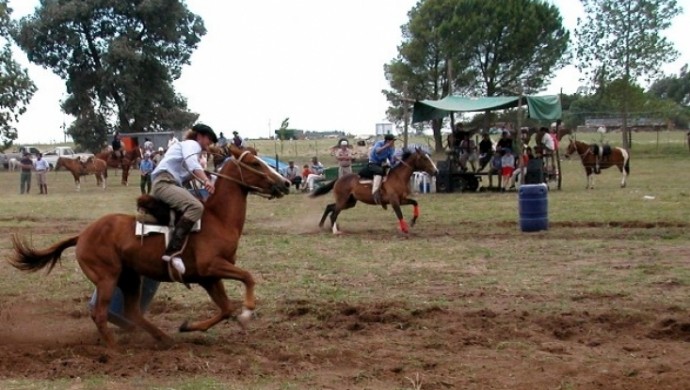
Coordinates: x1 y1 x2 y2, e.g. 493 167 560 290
305 156 325 191
284 160 302 191
368 133 396 204
150 123 218 276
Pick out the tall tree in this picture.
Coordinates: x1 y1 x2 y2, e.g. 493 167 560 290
575 0 682 149
648 64 690 107
0 1 36 150
384 0 569 152
13 0 205 151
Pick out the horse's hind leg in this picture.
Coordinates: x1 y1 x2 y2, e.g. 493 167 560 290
319 203 335 228
119 272 172 344
619 165 627 188
180 279 237 333
330 196 357 234
90 278 120 348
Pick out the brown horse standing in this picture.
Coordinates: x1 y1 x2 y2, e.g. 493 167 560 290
564 138 630 189
55 156 108 191
311 148 439 234
95 147 141 185
9 145 290 348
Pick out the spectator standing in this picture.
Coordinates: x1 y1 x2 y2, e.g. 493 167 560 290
139 152 154 194
335 139 353 178
34 153 50 194
153 147 164 166
19 152 33 194
143 137 154 153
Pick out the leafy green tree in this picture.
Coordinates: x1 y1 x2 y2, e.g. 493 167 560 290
0 1 36 150
575 0 682 149
648 64 690 107
13 0 205 151
384 0 569 152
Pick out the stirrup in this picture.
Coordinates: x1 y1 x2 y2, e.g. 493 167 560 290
162 255 186 274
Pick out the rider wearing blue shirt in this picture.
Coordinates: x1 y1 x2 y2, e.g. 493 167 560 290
368 133 396 204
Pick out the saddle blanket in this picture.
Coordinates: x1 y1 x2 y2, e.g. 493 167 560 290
135 220 201 244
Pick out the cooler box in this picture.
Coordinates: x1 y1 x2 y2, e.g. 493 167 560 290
518 183 548 232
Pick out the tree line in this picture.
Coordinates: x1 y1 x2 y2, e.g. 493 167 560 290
383 0 685 151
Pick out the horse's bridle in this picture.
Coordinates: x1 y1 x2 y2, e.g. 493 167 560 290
206 149 277 199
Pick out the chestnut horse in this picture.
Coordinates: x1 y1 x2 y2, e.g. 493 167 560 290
55 156 108 191
311 148 439 234
564 138 630 189
9 145 291 348
95 147 141 185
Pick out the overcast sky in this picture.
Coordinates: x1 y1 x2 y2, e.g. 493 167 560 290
8 0 690 144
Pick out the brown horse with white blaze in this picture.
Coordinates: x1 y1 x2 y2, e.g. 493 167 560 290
311 148 439 234
55 156 108 191
9 145 290 348
564 138 630 189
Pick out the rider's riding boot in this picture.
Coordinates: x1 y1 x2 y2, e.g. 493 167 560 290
162 217 196 275
372 175 383 204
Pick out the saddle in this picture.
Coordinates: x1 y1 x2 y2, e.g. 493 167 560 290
134 195 201 240
590 144 612 158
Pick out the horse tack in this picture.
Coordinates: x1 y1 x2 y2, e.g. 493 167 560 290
311 148 439 234
9 144 291 348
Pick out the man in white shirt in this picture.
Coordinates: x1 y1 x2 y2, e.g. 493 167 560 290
151 124 217 275
34 153 50 194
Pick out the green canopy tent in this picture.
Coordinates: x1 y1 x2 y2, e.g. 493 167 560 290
412 94 562 123
412 94 563 190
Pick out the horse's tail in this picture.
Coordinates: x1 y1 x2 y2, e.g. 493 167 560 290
9 234 79 274
310 180 336 198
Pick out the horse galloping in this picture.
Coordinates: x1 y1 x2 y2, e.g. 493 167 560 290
564 138 629 189
55 156 108 191
311 148 439 234
9 144 291 348
95 147 142 186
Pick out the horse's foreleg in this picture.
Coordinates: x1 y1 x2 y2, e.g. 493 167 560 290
120 274 172 344
620 165 627 188
401 198 420 227
179 279 237 333
392 203 409 233
192 261 256 331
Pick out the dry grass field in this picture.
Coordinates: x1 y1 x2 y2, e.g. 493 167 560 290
0 131 689 389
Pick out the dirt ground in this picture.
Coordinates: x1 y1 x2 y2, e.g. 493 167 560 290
1 223 690 389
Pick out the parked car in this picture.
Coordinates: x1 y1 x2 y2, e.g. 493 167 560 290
42 146 94 169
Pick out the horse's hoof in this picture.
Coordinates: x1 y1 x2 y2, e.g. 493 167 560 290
237 308 253 330
179 320 191 332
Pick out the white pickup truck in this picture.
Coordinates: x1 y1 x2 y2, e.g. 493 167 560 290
42 146 94 169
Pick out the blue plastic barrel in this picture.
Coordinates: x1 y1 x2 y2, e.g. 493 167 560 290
88 277 160 328
518 183 548 232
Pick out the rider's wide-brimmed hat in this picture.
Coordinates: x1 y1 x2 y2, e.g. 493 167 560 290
192 123 218 143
